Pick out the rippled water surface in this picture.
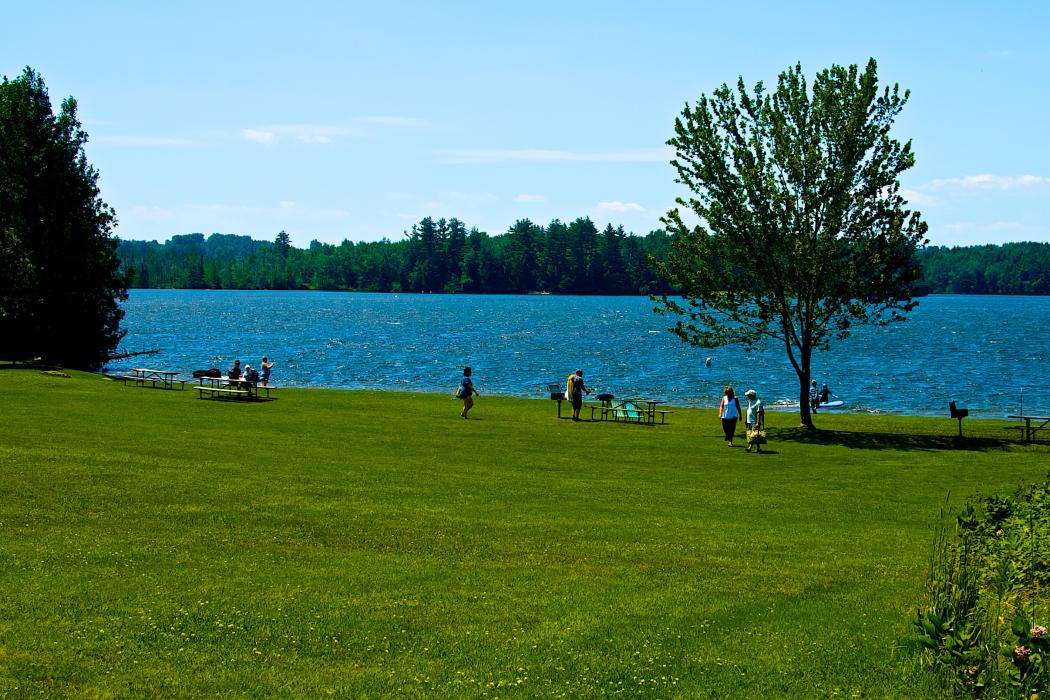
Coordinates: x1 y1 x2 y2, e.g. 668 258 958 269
108 291 1050 417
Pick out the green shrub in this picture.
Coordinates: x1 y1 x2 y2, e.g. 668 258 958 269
914 476 1050 697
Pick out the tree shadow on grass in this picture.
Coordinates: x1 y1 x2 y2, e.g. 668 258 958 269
771 427 1019 453
0 360 60 371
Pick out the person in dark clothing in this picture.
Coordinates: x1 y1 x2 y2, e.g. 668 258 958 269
568 369 590 421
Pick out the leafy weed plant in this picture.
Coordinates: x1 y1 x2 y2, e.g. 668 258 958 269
914 477 1050 696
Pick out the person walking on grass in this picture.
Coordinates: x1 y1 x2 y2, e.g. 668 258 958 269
458 366 479 419
744 389 765 453
718 385 742 447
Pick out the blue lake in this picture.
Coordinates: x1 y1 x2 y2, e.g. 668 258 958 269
108 290 1050 418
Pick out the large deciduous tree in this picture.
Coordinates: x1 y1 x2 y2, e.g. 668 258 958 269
653 59 928 428
0 67 128 370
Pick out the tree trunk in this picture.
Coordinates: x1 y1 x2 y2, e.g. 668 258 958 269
797 351 815 429
799 376 815 429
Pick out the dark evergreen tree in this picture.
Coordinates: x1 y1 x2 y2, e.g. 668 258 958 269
0 68 128 369
460 228 485 293
406 217 441 292
566 217 600 293
274 230 291 258
443 218 468 292
504 218 542 292
540 219 572 293
599 224 629 293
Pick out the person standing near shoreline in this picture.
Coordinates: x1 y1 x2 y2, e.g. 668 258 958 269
568 369 590 421
261 356 274 386
458 366 479 419
718 385 742 447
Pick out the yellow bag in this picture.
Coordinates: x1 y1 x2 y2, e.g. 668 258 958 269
747 429 767 445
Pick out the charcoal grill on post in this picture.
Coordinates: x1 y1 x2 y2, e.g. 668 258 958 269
546 383 566 418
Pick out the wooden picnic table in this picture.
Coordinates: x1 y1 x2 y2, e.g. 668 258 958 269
123 367 185 389
1007 414 1050 443
639 399 671 424
590 398 671 424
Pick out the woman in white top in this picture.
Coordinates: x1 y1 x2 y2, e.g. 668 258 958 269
718 385 742 447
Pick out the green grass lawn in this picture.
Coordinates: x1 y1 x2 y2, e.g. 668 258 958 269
1 369 1046 698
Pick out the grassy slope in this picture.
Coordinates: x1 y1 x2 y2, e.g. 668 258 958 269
0 370 1045 698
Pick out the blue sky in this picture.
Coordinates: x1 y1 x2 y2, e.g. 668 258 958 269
4 1 1048 248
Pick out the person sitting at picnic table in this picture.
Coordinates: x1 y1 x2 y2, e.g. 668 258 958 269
229 359 242 381
568 369 590 421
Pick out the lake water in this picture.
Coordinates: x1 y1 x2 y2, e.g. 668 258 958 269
107 290 1050 418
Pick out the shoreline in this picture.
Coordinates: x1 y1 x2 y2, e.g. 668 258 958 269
93 371 1023 422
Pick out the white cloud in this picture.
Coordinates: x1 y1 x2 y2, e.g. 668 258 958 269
279 200 296 209
898 188 940 207
435 147 672 164
241 124 363 145
597 201 645 213
242 129 275 145
927 174 1050 191
514 194 545 203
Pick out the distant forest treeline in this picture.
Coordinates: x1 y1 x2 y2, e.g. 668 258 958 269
116 218 1050 296
916 242 1050 295
117 217 674 295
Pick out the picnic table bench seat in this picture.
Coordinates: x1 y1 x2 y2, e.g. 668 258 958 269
195 385 251 399
194 383 275 400
652 409 673 424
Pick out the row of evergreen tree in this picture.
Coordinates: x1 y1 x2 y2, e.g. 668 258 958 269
916 242 1050 295
117 223 1050 297
117 217 675 295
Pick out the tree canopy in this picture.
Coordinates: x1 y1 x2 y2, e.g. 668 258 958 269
0 67 128 370
653 59 928 427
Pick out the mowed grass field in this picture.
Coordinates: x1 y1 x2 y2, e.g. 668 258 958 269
1 369 1046 698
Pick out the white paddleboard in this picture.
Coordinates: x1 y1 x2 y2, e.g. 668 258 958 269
819 400 845 409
